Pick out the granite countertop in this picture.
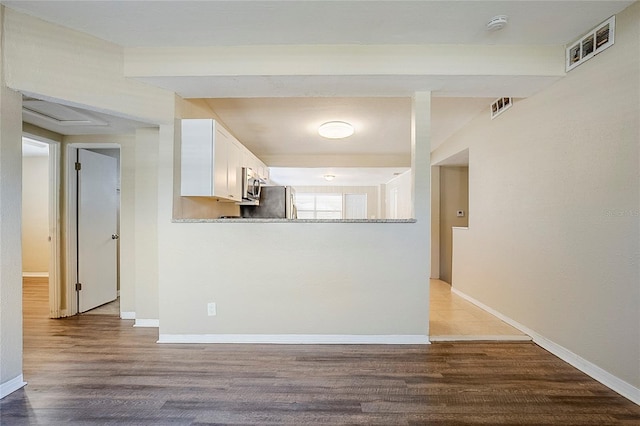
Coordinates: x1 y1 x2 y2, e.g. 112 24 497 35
173 218 417 223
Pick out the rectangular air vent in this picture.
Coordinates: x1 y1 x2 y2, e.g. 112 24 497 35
490 97 512 120
566 16 615 72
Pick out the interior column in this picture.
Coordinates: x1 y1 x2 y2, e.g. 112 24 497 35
0 5 27 398
411 91 432 334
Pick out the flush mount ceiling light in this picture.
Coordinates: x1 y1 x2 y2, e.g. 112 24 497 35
487 15 508 32
324 174 336 181
318 121 354 139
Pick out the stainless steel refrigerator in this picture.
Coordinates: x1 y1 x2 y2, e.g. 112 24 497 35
240 186 297 219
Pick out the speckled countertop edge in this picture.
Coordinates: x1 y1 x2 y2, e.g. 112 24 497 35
172 218 417 223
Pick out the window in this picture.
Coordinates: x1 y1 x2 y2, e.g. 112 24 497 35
296 193 343 219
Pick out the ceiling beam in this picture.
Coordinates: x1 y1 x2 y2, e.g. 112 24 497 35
124 44 565 98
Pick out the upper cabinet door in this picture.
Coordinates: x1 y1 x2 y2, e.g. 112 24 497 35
181 119 215 196
213 126 230 198
226 140 242 201
180 118 268 200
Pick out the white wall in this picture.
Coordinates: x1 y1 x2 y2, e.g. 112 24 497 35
156 95 431 342
22 155 49 274
119 135 136 315
3 9 173 125
133 128 159 324
434 2 639 395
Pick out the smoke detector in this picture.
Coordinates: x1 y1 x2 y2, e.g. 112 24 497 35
487 15 508 31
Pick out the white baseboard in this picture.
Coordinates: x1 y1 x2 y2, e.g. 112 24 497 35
451 287 640 405
22 272 48 278
134 319 159 328
157 334 430 345
0 374 27 399
120 311 135 320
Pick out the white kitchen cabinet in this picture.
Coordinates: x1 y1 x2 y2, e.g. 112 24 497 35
212 125 229 197
181 119 241 201
226 138 242 200
259 163 270 183
240 147 270 183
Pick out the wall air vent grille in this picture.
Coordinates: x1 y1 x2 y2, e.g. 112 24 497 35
566 16 615 72
490 97 512 120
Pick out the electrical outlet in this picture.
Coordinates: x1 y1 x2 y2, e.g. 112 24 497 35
207 302 216 316
457 210 465 217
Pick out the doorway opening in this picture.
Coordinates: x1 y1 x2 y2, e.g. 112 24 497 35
66 145 121 316
21 137 122 319
21 136 54 320
438 165 469 284
429 150 527 341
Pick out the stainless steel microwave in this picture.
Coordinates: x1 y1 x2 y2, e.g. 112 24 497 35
241 167 262 204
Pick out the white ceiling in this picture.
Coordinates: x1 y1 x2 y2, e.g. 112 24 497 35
6 1 633 183
207 97 411 157
207 96 491 158
3 1 632 47
270 167 410 187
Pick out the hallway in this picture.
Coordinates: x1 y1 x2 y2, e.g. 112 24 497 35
429 279 529 341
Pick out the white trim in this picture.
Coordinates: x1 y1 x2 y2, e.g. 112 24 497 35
22 272 49 278
48 141 61 319
120 311 136 320
134 319 159 328
0 374 27 399
430 335 531 342
451 287 640 405
157 334 430 345
22 133 62 318
65 145 78 316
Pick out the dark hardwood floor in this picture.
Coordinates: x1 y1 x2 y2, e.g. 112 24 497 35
2 278 639 425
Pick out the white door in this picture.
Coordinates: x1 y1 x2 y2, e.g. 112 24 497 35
77 149 118 312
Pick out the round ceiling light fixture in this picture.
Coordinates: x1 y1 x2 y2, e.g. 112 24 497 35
487 15 508 32
318 121 354 139
324 174 336 181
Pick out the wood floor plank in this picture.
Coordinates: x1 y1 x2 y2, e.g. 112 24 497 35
1 280 639 425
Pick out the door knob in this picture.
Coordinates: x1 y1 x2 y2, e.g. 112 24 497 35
111 234 120 240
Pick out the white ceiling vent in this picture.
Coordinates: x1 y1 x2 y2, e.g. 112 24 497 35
22 100 108 126
490 97 512 120
566 16 615 72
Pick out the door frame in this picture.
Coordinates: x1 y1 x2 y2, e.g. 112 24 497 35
22 132 63 318
65 143 120 316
